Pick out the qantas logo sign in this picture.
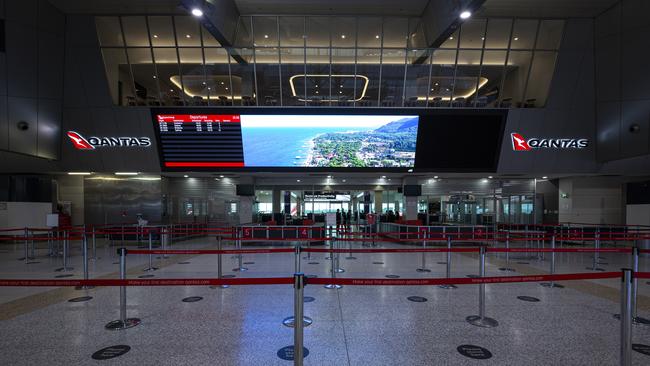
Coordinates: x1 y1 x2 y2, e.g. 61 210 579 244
510 133 588 151
67 131 151 150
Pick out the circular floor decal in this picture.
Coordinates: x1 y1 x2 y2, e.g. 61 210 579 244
345 256 357 260
437 262 447 265
178 261 191 264
182 296 203 303
407 296 428 302
632 343 650 356
138 274 154 279
373 261 384 265
499 267 515 272
55 274 74 278
26 261 41 264
68 296 93 303
306 275 318 279
243 261 255 264
466 274 480 278
222 274 236 278
91 345 130 360
385 275 400 278
277 346 309 361
517 262 530 265
457 344 492 359
517 296 540 302
308 262 319 265
304 296 316 303
112 262 119 264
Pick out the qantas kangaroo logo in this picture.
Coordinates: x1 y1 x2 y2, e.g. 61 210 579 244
510 132 588 151
67 131 151 150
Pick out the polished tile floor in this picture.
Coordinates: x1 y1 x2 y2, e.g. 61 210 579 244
0 234 649 365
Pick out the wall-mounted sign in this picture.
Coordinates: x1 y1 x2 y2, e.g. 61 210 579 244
67 131 151 150
511 132 588 151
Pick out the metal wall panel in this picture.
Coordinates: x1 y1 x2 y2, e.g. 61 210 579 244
83 177 162 225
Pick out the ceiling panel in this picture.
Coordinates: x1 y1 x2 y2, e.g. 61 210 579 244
479 0 619 18
234 0 429 16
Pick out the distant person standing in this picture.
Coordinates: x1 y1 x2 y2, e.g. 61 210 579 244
336 209 342 235
341 208 348 233
346 210 352 230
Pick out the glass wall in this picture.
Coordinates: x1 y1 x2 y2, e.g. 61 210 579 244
97 16 563 108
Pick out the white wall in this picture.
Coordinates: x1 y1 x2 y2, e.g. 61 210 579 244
0 202 52 234
559 177 624 224
626 204 650 226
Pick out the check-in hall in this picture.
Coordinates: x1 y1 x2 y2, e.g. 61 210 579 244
1 0 650 365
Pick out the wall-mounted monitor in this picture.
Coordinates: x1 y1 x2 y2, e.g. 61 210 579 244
403 185 422 196
236 184 255 196
151 108 506 172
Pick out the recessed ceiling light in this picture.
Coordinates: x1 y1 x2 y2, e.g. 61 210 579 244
514 37 519 41
220 81 225 85
170 89 174 92
315 90 319 94
219 175 224 178
375 35 380 39
339 91 342 94
184 175 189 178
185 34 191 38
341 34 346 39
488 176 493 179
264 34 269 38
407 168 413 172
68 172 91 175
449 36 454 40
481 178 489 183
191 8 203 17
459 10 471 19
215 178 220 180
542 176 548 179
342 179 346 182
225 87 229 90
115 172 138 176
433 176 439 179
296 179 301 182
381 175 386 179
481 37 485 40
153 34 159 38
152 75 157 79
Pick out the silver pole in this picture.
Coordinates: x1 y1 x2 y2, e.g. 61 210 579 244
540 235 561 288
293 273 305 366
416 230 430 272
121 225 125 246
334 237 344 273
30 229 35 258
439 237 456 289
593 232 599 270
235 227 247 272
144 230 158 271
325 237 342 289
506 232 510 265
23 227 29 261
215 235 228 289
62 230 69 270
105 248 141 330
466 246 498 327
620 268 632 366
294 244 301 273
92 226 97 260
83 234 89 281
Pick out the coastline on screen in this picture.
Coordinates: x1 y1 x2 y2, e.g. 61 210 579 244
240 115 418 168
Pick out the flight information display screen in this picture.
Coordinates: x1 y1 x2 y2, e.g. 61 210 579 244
152 108 506 172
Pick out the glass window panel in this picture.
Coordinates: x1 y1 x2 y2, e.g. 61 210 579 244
201 26 221 46
253 16 278 47
204 48 233 105
357 17 382 48
96 16 123 46
306 17 330 47
305 48 331 106
536 20 564 49
380 48 406 106
153 48 182 105
229 48 257 106
382 17 408 48
478 50 507 107
233 17 253 47
331 17 355 47
510 19 538 49
175 16 202 46
524 51 557 107
439 28 459 48
122 16 149 46
484 19 512 49
404 49 431 106
148 16 175 46
331 48 357 106
453 50 483 105
355 49 380 106
280 47 305 105
280 16 305 47
408 19 427 49
429 49 457 106
255 48 281 106
459 19 486 48
127 48 160 105
502 51 533 107
101 48 132 105
178 48 206 105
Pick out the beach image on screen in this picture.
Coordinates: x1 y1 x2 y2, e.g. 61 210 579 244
240 115 418 167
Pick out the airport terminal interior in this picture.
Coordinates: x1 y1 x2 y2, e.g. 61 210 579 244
2 0 650 364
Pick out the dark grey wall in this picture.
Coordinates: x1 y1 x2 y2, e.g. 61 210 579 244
536 179 559 224
84 177 162 225
163 177 238 225
497 19 598 174
0 0 65 169
595 1 650 166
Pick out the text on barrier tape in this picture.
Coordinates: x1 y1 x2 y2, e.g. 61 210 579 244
127 248 295 255
302 247 479 254
0 278 294 287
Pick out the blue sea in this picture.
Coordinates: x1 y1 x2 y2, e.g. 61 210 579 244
241 127 373 167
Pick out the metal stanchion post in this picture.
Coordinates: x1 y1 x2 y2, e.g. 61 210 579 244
55 230 73 272
614 248 650 324
293 273 306 365
19 227 29 261
211 235 229 289
234 227 248 272
439 237 456 289
283 269 313 328
294 245 301 273
105 248 141 330
334 238 344 273
91 226 97 260
324 239 342 289
466 246 499 327
121 225 125 246
78 234 94 290
29 229 35 258
416 230 430 272
588 232 603 271
144 230 158 271
620 268 633 366
540 235 562 288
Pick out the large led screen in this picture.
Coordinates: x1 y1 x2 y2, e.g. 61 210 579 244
152 108 506 172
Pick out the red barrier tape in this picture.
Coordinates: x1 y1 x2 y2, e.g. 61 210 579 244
307 271 622 286
487 247 633 253
128 248 295 255
302 247 479 254
636 272 650 279
0 277 294 287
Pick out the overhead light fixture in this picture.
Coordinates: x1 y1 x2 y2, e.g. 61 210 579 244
67 172 91 175
449 36 454 40
514 37 519 41
296 179 301 182
220 175 224 178
191 8 203 17
433 176 439 179
185 34 191 38
264 34 269 39
184 175 189 178
115 172 138 176
481 178 489 183
214 178 220 180
153 34 159 38
341 34 346 39
407 168 413 172
460 11 471 19
488 176 493 179
375 35 380 39
542 176 548 179
381 175 386 179
342 179 346 182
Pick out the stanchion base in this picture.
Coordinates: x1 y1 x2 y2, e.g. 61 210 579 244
54 267 74 272
345 256 357 260
333 268 345 273
282 316 313 328
209 285 230 289
232 267 248 272
17 257 36 261
75 285 95 290
466 315 499 328
324 284 342 289
143 267 159 272
585 267 605 271
498 267 515 272
539 282 564 288
416 268 431 273
438 284 457 290
105 318 141 330
612 314 650 325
